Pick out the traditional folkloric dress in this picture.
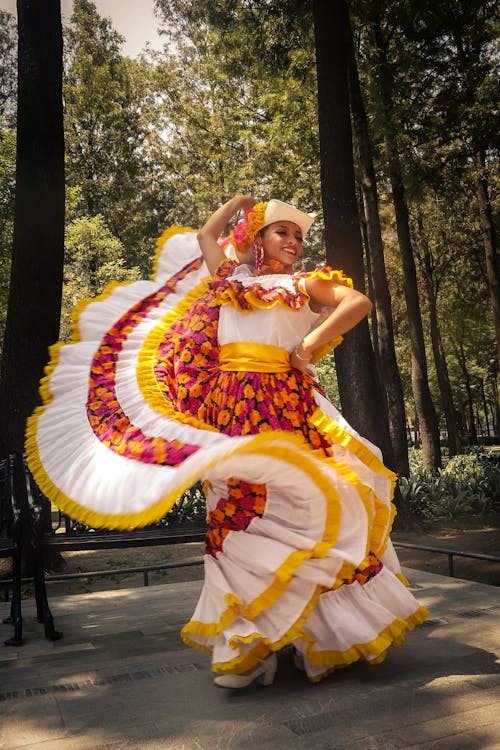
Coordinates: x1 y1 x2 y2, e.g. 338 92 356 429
26 227 428 682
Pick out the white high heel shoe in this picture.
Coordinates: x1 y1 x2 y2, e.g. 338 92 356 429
213 653 277 689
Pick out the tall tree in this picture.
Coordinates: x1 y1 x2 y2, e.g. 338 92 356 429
413 211 461 454
385 0 499 382
432 1 499 374
475 150 500 374
347 20 409 475
366 7 441 471
312 0 393 462
0 0 65 456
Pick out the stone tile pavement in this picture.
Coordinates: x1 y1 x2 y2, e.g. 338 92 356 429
1 569 499 750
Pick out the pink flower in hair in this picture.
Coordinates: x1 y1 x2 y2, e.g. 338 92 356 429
219 202 267 257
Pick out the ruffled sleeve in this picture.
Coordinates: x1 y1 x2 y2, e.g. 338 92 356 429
296 266 353 289
296 267 354 363
311 337 343 364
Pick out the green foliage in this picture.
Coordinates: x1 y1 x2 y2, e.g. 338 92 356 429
399 447 500 518
64 0 163 272
407 447 424 474
0 12 17 356
61 214 140 340
316 354 340 405
0 124 16 356
0 10 17 125
152 0 325 263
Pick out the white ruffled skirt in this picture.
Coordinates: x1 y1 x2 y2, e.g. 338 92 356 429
26 228 427 681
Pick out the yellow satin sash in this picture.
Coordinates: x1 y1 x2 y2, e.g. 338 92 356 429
218 342 291 373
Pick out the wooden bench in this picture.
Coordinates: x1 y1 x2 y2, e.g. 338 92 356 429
2 454 206 644
0 456 24 646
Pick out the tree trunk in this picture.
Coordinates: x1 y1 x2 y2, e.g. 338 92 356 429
479 379 490 436
312 0 393 465
360 205 380 358
390 172 441 470
347 24 409 477
490 364 500 435
415 214 461 456
0 0 65 457
475 150 500 375
457 342 478 445
371 20 441 472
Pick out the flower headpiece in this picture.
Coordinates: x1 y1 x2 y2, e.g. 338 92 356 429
220 199 315 264
219 202 267 258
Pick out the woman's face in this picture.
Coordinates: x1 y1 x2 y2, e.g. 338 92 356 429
261 221 304 265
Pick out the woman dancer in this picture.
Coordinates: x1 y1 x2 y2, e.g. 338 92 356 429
26 195 427 687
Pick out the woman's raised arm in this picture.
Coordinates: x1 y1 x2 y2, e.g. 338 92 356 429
197 195 256 276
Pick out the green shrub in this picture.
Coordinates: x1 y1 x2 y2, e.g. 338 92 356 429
408 448 424 474
399 448 500 519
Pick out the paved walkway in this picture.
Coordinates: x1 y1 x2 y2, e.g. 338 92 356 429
1 569 499 750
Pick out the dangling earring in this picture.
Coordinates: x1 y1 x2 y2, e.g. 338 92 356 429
253 237 264 273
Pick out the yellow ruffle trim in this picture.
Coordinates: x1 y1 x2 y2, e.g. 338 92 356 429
310 336 344 364
182 582 325 675
152 225 196 281
212 266 351 313
180 439 385 654
181 442 342 641
212 283 307 313
311 408 397 556
185 599 429 678
215 584 324 674
298 266 353 289
305 604 429 682
26 392 336 529
311 408 396 487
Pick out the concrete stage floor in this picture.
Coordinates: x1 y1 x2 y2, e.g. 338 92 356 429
1 569 499 750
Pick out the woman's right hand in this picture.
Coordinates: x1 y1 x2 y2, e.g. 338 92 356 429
236 195 257 213
198 195 257 275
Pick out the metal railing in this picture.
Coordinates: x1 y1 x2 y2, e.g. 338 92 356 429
1 542 499 591
393 541 500 579
0 558 204 591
